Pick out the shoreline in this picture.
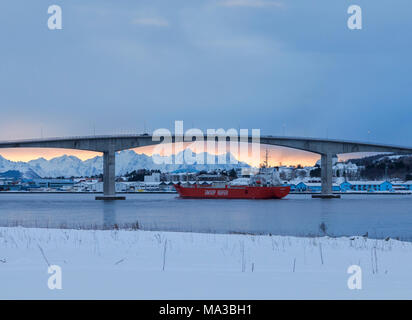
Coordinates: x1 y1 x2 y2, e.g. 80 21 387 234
0 191 411 195
1 223 409 243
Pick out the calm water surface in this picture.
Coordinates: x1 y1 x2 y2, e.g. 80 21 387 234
0 193 412 240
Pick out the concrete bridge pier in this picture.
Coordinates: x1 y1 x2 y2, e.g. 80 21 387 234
313 153 340 199
321 153 333 194
96 150 125 200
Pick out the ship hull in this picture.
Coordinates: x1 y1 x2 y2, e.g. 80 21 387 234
174 185 290 199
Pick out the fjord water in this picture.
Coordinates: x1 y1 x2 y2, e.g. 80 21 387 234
0 193 411 241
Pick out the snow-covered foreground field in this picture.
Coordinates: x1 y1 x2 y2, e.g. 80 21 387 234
1 227 411 299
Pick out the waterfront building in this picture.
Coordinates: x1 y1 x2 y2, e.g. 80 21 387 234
341 181 393 192
294 182 340 192
32 178 75 190
391 181 412 191
144 173 161 183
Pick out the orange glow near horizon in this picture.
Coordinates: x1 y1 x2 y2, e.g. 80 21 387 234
0 149 102 162
132 144 321 167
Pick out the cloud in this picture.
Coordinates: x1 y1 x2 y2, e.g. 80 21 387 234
131 18 169 27
219 0 283 8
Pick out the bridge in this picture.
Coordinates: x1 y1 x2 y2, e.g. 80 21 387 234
1 134 412 199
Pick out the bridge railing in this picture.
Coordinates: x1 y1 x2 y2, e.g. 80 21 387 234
0 134 412 153
0 133 153 144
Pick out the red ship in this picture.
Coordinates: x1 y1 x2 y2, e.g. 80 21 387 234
174 167 290 199
174 184 290 199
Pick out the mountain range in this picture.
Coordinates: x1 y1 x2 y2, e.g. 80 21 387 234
0 150 250 178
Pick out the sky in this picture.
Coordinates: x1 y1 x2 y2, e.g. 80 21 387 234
0 1 411 165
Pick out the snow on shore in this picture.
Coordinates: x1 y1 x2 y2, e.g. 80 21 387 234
1 227 411 299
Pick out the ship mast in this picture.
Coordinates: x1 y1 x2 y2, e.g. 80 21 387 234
261 148 270 168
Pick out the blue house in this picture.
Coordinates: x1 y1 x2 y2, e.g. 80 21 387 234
295 182 308 192
290 180 394 193
294 182 340 192
340 181 352 192
341 181 393 192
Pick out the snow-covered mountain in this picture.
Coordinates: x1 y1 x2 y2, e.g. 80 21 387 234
0 169 41 180
0 150 250 178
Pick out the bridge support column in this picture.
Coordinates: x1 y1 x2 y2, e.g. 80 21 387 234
312 153 340 199
321 153 332 194
103 150 115 196
96 150 125 200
